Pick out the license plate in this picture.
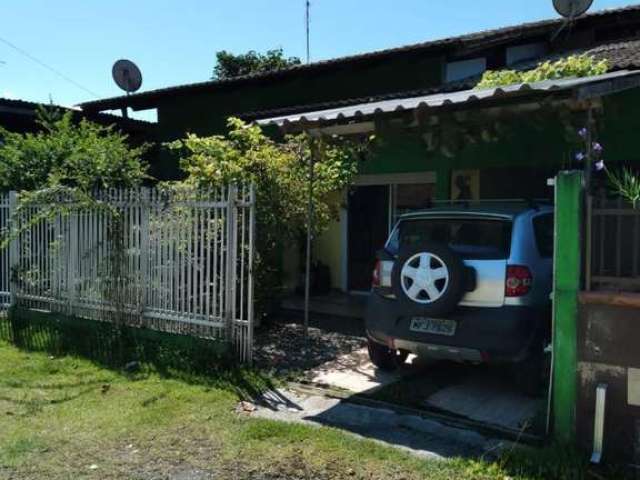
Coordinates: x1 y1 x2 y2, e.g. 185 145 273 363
410 317 457 336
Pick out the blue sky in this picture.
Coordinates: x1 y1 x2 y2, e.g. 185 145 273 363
0 0 637 120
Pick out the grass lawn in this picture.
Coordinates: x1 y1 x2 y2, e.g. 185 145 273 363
0 340 607 480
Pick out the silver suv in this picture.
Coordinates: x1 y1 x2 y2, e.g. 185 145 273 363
366 203 554 394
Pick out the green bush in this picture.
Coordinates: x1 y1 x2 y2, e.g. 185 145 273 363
0 107 149 193
477 55 608 89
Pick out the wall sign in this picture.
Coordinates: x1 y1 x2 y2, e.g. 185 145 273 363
451 169 480 201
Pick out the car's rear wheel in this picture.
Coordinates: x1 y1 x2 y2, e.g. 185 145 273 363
367 338 409 371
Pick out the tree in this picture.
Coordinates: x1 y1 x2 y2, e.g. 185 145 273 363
0 107 149 193
212 48 301 80
171 118 371 318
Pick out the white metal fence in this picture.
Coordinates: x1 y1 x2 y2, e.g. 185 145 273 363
0 186 255 362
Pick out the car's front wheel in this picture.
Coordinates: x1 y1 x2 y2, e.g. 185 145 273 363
367 338 409 371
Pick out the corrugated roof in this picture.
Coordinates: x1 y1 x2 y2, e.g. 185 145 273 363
78 4 640 112
255 70 640 127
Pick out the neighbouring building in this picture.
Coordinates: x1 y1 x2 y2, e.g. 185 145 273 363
0 97 155 139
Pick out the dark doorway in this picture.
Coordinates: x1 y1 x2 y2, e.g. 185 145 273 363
348 185 389 291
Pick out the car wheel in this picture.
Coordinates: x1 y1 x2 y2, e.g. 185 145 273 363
367 338 408 371
391 242 465 317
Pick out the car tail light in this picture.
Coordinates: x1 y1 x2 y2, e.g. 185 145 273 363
505 265 533 297
372 260 381 288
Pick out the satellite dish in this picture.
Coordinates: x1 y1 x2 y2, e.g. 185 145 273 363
553 0 594 18
112 59 142 94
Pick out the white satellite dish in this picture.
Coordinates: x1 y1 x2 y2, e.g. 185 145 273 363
112 59 142 94
553 0 594 19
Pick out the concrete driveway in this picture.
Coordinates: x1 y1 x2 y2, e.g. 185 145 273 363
251 320 546 458
253 385 507 459
305 346 544 433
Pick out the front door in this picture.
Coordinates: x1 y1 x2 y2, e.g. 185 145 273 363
347 185 389 291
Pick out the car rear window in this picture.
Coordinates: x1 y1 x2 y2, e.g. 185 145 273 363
387 217 513 260
533 214 554 258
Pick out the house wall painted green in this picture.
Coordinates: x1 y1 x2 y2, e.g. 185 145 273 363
359 88 640 194
154 72 640 193
312 89 640 291
147 48 640 290
152 54 446 179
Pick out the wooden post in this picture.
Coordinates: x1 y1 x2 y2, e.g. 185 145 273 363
552 170 583 443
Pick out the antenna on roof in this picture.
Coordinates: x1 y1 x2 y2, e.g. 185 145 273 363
305 0 311 64
112 59 142 119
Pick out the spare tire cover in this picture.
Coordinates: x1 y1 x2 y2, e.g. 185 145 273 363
391 242 465 317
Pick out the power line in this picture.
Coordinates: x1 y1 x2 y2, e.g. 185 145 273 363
0 36 101 98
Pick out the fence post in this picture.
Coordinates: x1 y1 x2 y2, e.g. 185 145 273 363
246 184 256 364
8 191 18 308
139 188 150 319
67 210 78 316
552 170 583 444
225 186 238 345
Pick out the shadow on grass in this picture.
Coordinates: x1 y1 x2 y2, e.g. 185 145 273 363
0 308 277 402
0 386 98 416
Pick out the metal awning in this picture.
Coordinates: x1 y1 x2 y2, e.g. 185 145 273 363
256 70 640 128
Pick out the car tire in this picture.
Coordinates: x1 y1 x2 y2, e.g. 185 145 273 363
391 242 465 317
367 338 408 371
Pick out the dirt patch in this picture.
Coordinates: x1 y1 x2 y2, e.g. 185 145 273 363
254 322 366 379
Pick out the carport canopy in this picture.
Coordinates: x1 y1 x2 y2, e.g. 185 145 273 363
257 69 640 373
255 70 640 130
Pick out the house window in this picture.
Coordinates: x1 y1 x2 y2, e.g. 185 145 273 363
445 58 487 82
506 43 547 66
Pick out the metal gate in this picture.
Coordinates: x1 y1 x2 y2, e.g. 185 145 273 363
0 186 255 363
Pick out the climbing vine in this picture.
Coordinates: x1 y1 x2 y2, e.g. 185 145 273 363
477 55 608 89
